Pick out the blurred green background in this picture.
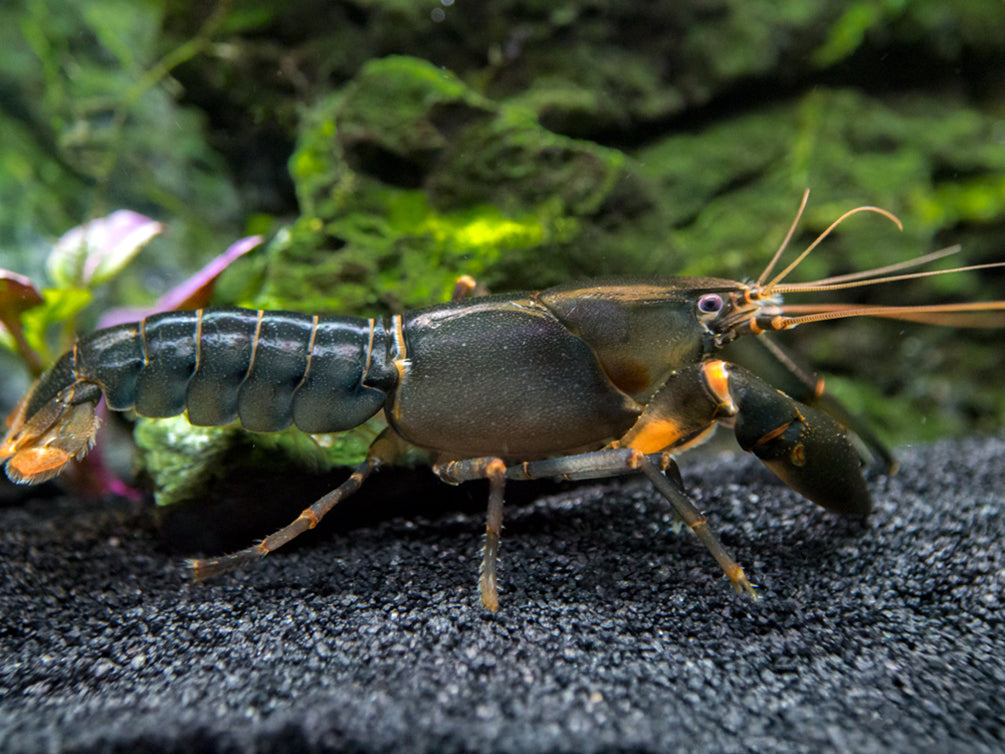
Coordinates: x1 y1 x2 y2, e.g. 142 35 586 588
1 0 1003 502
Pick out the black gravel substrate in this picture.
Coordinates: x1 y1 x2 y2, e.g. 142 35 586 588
1 437 1002 753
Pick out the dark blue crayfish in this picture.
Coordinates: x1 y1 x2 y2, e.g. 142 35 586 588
4 195 1003 610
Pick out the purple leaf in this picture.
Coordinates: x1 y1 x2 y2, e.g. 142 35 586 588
158 235 263 311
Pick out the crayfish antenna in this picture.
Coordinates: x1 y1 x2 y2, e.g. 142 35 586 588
806 245 962 287
769 300 1005 330
771 258 1005 297
749 195 1005 331
764 256 1005 329
757 188 811 286
757 192 904 294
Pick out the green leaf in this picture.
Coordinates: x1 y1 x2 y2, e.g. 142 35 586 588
20 287 92 357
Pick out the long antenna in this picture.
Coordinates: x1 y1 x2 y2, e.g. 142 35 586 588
807 245 961 287
771 261 1005 295
763 205 903 291
770 301 1005 329
757 189 810 286
750 194 1005 333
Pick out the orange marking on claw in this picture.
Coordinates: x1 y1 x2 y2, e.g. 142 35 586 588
701 361 736 414
626 418 686 454
753 421 792 447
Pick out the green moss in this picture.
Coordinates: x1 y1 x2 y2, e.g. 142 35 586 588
134 418 239 507
814 1 896 67
134 415 388 507
636 87 1005 278
263 56 661 315
913 175 1005 227
255 191 578 315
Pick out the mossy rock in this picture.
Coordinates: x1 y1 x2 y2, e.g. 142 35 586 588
258 55 664 316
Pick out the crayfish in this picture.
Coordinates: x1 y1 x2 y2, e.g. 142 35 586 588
3 193 1003 610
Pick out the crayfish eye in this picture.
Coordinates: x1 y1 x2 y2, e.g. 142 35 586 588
697 293 724 314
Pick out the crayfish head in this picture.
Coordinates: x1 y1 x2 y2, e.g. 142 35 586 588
692 280 784 348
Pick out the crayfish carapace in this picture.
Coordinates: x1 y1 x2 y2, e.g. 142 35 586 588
3 192 1004 610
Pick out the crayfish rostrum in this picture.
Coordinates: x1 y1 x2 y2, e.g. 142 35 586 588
3 193 1004 610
